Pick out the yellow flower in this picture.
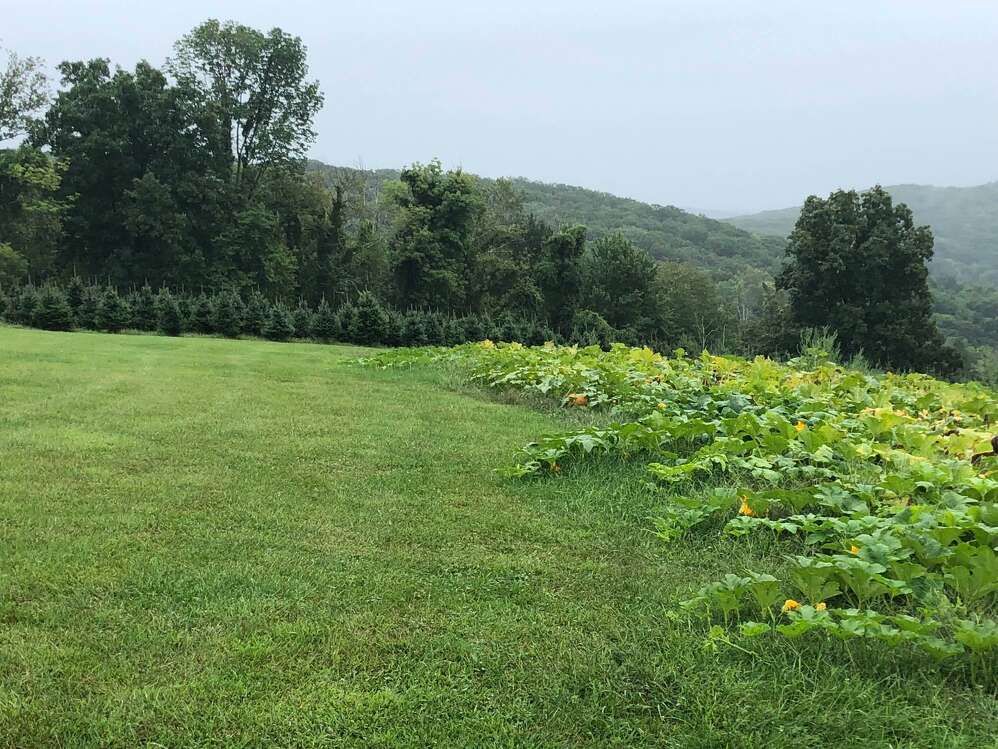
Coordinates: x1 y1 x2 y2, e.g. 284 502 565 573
781 599 800 613
795 420 807 432
815 602 827 611
850 545 860 555
738 497 755 517
657 402 667 410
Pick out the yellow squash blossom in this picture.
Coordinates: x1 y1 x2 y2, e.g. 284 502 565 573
795 420 807 432
815 602 827 611
850 545 860 555
781 599 800 613
738 497 755 517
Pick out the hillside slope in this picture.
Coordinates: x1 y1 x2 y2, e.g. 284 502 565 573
726 182 998 285
309 162 785 278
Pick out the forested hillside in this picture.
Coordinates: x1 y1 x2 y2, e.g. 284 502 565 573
308 162 785 279
726 182 998 286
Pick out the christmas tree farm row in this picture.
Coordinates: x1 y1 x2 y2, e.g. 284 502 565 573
0 280 577 348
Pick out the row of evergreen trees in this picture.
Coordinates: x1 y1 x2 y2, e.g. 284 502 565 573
0 279 629 349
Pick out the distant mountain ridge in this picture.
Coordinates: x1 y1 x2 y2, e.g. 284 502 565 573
725 182 998 285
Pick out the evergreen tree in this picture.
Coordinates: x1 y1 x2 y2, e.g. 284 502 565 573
76 286 100 329
242 291 270 336
424 312 445 345
212 291 244 338
291 301 314 339
312 298 339 340
95 288 131 332
461 315 486 342
401 310 428 346
13 285 39 325
129 284 158 330
337 302 357 343
778 187 961 374
262 304 295 341
33 285 74 331
156 289 183 336
190 294 214 334
65 276 86 316
349 291 388 345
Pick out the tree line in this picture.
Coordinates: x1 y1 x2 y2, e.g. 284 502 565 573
0 20 978 380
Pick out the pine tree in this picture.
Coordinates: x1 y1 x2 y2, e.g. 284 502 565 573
459 315 485 343
212 291 244 338
190 294 214 334
350 292 388 345
76 286 101 329
33 285 74 331
337 302 357 343
66 276 86 317
424 312 445 345
129 284 158 331
400 310 428 346
312 298 339 340
292 302 314 339
243 291 270 336
13 285 39 326
262 304 296 341
156 289 183 336
95 288 131 333
383 310 405 346
444 317 465 345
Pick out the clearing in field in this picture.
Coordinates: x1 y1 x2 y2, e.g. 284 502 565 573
0 326 996 748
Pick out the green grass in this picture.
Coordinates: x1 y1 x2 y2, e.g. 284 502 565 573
1 326 995 748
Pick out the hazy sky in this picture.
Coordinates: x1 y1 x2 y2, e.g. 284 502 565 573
4 0 998 213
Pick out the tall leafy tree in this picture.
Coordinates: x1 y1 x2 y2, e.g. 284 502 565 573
0 46 48 141
777 187 960 373
389 160 481 312
0 146 67 279
582 232 660 337
535 224 587 334
168 19 323 195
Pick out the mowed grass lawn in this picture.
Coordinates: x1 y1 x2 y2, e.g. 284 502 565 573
0 326 995 748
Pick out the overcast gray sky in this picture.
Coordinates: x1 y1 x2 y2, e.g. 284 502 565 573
5 0 997 213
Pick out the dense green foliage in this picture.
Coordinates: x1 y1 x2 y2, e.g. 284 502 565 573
777 187 959 374
728 182 998 287
4 326 997 747
366 342 998 668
